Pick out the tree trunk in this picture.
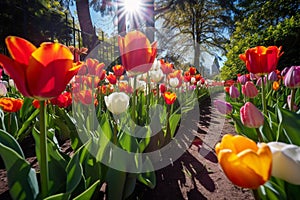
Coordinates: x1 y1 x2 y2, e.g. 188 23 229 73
145 0 155 42
193 40 200 73
76 0 98 51
117 0 126 36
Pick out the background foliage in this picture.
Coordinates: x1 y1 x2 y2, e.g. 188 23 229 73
220 0 300 80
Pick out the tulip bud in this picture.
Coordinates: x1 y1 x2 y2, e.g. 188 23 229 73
150 69 163 83
229 85 240 98
8 79 15 87
169 77 179 88
237 74 248 85
104 92 130 115
268 71 278 82
256 76 266 87
240 102 264 128
214 100 232 115
284 66 300 89
250 72 259 80
0 82 7 96
287 95 298 111
281 67 290 77
267 142 300 185
242 81 258 98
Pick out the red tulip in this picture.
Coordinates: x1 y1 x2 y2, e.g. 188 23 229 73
189 67 197 75
106 74 117 85
118 31 157 75
239 46 283 74
50 91 72 108
0 36 82 100
112 65 125 77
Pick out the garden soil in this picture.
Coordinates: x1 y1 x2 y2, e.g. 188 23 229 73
0 92 255 200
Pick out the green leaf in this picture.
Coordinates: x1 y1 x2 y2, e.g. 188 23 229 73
119 130 140 153
0 143 39 200
66 150 83 193
123 173 137 199
0 129 24 157
16 109 39 140
44 193 70 200
73 180 101 200
137 156 156 189
169 113 181 138
105 168 127 200
277 107 300 145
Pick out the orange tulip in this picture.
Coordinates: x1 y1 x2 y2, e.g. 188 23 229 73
272 81 280 91
118 31 157 75
215 134 272 189
0 36 82 100
0 97 23 112
163 91 177 105
160 59 174 74
239 46 283 74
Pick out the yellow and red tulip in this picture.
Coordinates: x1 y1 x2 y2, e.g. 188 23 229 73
215 134 272 189
239 46 283 74
163 91 176 105
118 31 157 75
112 64 125 77
0 36 82 100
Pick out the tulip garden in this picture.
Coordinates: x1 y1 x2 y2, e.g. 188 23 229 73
0 24 300 200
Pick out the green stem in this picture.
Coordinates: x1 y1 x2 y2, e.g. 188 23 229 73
156 84 160 103
255 128 264 142
39 100 49 198
290 88 296 112
252 189 260 200
261 75 267 115
131 76 137 123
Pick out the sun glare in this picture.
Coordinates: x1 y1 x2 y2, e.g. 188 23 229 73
123 0 142 14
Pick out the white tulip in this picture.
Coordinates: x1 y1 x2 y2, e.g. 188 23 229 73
104 92 130 115
169 77 179 88
267 142 300 185
0 82 7 96
151 58 161 71
150 69 163 83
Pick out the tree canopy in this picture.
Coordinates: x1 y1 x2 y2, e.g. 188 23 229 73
220 0 300 80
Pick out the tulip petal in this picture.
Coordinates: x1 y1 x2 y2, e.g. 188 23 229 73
268 142 300 185
215 134 258 155
31 42 73 67
0 54 30 96
5 36 37 65
27 58 74 99
218 149 265 188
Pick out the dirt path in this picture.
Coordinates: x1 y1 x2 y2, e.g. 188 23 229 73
140 92 255 199
0 92 255 200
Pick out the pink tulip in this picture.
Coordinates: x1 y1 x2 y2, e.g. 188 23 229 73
284 66 300 89
229 85 240 99
268 71 278 82
240 102 264 128
242 81 258 98
214 100 232 115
